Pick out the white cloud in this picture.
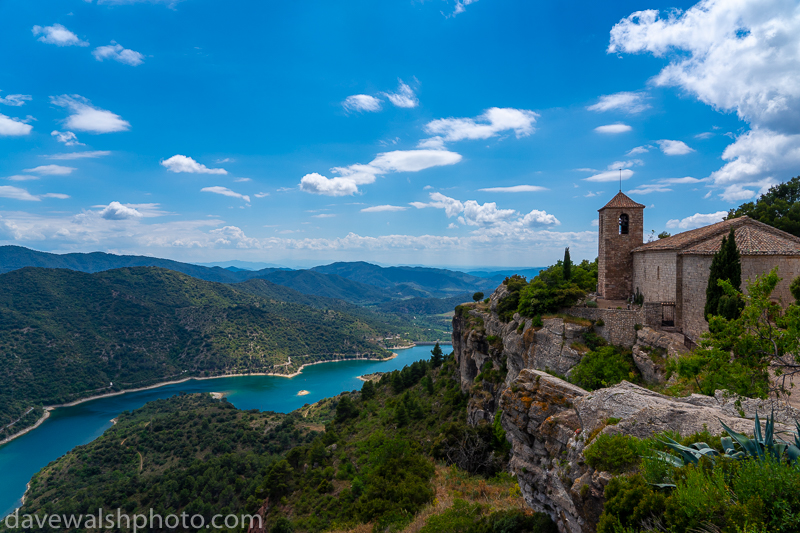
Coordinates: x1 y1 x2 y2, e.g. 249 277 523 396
587 91 651 113
609 0 800 201
300 150 461 196
201 186 250 203
92 42 145 66
410 192 559 228
584 169 634 182
161 155 228 175
657 139 695 155
453 0 479 16
594 123 632 134
47 150 111 160
660 176 702 184
233 178 251 182
591 219 600 227
51 131 84 146
99 201 143 220
666 211 728 230
627 184 672 194
423 107 539 144
0 186 40 201
574 168 598 172
254 192 269 198
695 132 714 139
383 80 418 108
24 165 76 176
312 214 336 218
343 94 382 113
478 185 548 193
32 24 88 47
607 159 643 170
7 175 38 182
0 94 32 107
51 95 130 133
361 205 408 212
41 193 70 199
626 145 652 155
0 114 33 136
299 173 361 197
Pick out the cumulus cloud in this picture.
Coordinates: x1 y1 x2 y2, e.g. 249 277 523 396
422 107 539 145
0 114 33 136
0 93 32 106
587 91 651 113
627 145 652 155
342 94 382 113
51 131 84 146
51 95 130 133
666 211 728 230
92 42 145 66
47 150 111 160
410 192 559 228
254 192 269 198
7 175 39 182
657 139 695 155
584 169 634 182
161 155 228 175
383 80 418 108
99 201 143 220
24 165 76 176
32 24 88 47
361 205 408 212
660 176 702 184
0 186 40 201
41 193 69 199
453 0 479 16
201 186 250 203
608 159 644 169
478 185 548 193
609 0 800 200
594 123 632 134
300 150 461 196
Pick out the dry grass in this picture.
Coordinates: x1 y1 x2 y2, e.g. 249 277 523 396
327 465 526 533
542 313 593 327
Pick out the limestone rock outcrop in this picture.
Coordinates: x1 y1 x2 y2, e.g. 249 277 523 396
452 283 798 533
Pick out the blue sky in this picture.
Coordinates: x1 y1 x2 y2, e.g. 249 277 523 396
0 0 797 268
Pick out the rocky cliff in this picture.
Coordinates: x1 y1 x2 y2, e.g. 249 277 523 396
452 283 799 533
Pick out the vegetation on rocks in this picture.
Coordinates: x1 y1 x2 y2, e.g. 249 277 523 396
727 175 800 237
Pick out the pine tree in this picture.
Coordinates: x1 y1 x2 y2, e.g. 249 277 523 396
705 227 742 321
395 402 408 427
563 247 572 281
430 342 444 367
361 379 375 400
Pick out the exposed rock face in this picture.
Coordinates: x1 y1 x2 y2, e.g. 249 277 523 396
630 327 686 384
453 284 799 533
498 370 796 533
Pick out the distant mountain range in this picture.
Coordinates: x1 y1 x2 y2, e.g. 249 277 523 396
0 246 498 304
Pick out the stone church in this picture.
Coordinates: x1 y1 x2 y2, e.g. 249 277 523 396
597 191 800 341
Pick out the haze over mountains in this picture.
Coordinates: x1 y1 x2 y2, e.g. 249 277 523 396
0 246 500 305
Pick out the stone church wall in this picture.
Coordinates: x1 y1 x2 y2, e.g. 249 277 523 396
679 255 713 342
632 250 677 302
741 256 800 306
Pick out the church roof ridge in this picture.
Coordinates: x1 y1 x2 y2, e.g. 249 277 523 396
598 191 646 211
632 216 800 256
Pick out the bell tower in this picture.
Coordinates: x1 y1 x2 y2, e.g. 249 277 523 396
597 192 645 300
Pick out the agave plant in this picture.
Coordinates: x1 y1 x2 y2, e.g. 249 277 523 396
651 411 800 476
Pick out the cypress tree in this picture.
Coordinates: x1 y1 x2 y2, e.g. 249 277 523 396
430 342 444 367
705 227 742 321
563 247 572 281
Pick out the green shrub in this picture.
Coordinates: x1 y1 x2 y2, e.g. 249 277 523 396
597 474 666 533
586 300 598 308
569 346 640 391
585 433 644 474
595 318 604 327
420 499 558 533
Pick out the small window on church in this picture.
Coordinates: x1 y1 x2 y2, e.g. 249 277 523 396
657 266 660 280
619 214 629 235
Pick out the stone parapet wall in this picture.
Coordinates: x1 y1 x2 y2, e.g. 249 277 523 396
562 307 644 347
678 255 712 342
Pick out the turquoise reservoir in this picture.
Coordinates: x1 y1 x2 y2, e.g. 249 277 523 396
0 344 440 517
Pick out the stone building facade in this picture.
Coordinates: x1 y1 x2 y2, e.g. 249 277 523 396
597 192 800 342
597 192 645 300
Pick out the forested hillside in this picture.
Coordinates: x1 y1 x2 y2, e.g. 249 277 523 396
0 267 399 441
4 351 557 533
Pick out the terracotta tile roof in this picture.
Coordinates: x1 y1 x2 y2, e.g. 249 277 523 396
598 192 646 211
632 216 800 256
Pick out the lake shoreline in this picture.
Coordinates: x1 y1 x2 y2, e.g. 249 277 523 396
0 352 401 448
